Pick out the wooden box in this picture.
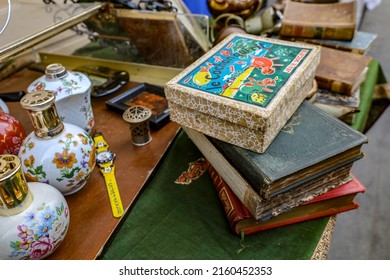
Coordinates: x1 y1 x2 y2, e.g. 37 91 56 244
165 33 320 153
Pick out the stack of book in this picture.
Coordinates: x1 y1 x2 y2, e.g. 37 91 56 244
183 100 367 233
278 1 378 56
312 47 372 124
208 164 365 236
277 0 376 124
164 32 368 236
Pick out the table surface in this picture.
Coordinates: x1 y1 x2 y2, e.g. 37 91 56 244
2 69 181 260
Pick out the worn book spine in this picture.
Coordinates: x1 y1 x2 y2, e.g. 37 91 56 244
208 166 253 234
280 1 356 41
315 48 372 96
316 65 368 96
254 163 353 221
209 165 364 235
280 25 355 41
315 76 354 96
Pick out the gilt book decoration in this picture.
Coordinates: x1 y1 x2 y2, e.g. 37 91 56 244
280 1 356 40
165 33 320 153
210 101 368 199
209 165 365 236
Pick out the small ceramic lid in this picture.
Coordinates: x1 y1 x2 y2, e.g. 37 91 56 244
44 63 68 80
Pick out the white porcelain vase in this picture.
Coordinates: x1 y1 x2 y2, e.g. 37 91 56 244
0 154 70 260
27 63 94 133
18 90 96 196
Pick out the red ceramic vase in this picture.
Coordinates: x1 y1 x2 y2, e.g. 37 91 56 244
0 111 26 155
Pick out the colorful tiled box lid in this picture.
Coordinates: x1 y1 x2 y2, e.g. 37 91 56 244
165 33 320 152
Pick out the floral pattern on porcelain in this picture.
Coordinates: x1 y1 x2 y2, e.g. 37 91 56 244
81 94 95 131
27 70 94 132
0 182 70 260
0 111 26 155
19 129 96 195
8 202 69 259
29 71 84 95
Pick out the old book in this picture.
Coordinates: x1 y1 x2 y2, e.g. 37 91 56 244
315 47 372 95
165 33 320 153
183 124 356 222
280 31 378 55
208 101 367 199
313 87 360 122
314 88 360 109
209 165 365 236
280 1 356 40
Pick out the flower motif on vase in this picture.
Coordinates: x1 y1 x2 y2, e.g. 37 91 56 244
8 202 69 259
81 95 95 132
22 155 47 183
19 132 95 191
31 81 46 91
0 112 26 155
30 74 85 97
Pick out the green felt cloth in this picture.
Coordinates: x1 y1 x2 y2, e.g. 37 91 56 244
99 131 330 260
353 59 388 132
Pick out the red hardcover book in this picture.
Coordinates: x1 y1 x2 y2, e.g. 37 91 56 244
209 166 365 235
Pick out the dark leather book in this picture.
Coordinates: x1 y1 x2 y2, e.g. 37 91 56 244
210 101 368 199
280 1 356 40
315 47 372 95
209 165 365 236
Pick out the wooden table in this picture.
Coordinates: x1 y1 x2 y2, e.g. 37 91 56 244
2 69 181 259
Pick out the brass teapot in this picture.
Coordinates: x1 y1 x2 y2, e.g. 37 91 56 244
207 0 264 19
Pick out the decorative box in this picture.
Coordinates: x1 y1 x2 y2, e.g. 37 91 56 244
165 33 321 153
